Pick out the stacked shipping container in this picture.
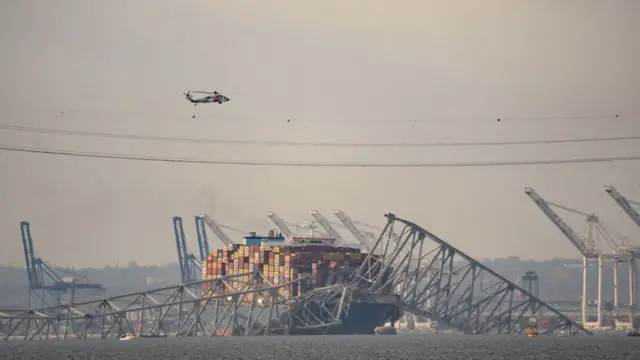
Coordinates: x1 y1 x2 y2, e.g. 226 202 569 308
201 241 369 302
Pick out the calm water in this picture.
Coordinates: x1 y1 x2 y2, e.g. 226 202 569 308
1 333 639 360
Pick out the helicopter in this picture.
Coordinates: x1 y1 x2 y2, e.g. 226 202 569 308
183 91 230 106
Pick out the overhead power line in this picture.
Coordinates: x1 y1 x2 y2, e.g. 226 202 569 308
1 144 639 168
1 124 639 148
9 106 639 123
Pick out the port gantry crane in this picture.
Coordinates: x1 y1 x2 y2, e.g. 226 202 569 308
197 214 236 246
605 185 640 238
268 211 331 241
524 188 634 328
173 217 202 284
266 212 295 240
1 213 591 340
20 222 104 309
332 210 375 251
195 216 211 264
311 209 387 249
309 210 347 245
174 215 230 284
605 185 640 327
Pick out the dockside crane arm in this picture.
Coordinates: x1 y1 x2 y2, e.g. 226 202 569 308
332 210 373 251
309 210 346 244
173 217 190 283
605 185 640 229
266 212 295 239
219 224 247 235
20 222 70 287
198 214 235 245
42 261 95 285
20 221 39 288
20 221 105 307
544 200 623 251
591 222 625 251
524 188 598 257
194 216 210 262
173 216 202 283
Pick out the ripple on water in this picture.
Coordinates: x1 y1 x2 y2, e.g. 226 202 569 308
1 333 639 360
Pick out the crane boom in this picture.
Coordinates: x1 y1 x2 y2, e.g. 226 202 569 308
309 210 345 244
194 216 210 262
197 214 234 245
173 216 201 283
605 185 640 229
332 210 373 251
524 188 597 258
20 222 38 287
266 212 294 239
173 216 190 283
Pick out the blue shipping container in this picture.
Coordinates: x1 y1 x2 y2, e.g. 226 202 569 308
243 238 263 245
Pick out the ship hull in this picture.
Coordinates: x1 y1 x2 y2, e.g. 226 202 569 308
285 302 402 335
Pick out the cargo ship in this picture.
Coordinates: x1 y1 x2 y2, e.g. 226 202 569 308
201 226 402 335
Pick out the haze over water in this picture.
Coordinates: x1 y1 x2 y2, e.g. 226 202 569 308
1 334 639 360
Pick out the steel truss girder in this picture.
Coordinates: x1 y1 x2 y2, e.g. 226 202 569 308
282 284 350 333
0 271 325 340
352 213 592 335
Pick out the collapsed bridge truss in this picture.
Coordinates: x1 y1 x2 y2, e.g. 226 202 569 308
0 271 335 340
351 213 591 335
0 214 591 340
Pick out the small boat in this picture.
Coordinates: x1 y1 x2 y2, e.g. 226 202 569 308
627 330 640 337
374 326 397 335
119 334 136 341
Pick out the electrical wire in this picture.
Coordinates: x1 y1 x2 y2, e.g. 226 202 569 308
1 144 639 167
7 106 640 123
1 124 639 148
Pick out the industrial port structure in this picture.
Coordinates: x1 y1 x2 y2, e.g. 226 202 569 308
2 185 638 340
525 186 640 331
18 222 105 309
1 209 596 340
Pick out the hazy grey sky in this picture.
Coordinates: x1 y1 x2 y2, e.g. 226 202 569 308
1 0 639 267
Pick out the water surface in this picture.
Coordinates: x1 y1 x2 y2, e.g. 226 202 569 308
1 333 638 360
